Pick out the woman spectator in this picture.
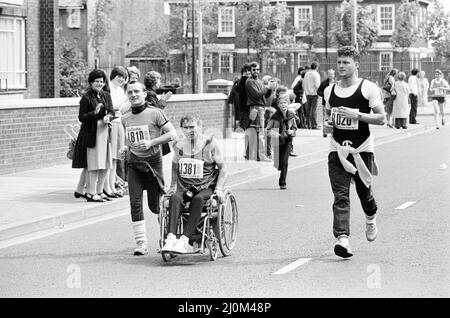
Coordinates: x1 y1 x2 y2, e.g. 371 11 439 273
430 69 450 129
72 69 114 202
127 66 141 83
392 72 410 129
104 66 129 198
417 71 429 108
382 68 399 128
144 71 172 110
228 75 241 130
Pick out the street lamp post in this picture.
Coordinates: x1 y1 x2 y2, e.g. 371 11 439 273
351 0 358 50
198 0 203 94
191 0 196 93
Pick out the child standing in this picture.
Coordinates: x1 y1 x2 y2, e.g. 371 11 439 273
267 95 297 190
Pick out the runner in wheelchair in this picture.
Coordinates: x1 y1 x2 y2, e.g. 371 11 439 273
162 115 228 254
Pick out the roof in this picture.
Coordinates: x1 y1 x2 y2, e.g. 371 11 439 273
126 45 168 59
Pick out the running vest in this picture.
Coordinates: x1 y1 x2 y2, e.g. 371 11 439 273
329 80 371 148
174 137 218 191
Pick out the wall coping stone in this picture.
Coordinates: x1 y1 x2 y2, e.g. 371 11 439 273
0 93 227 110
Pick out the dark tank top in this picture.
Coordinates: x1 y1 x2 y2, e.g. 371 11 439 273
329 79 371 148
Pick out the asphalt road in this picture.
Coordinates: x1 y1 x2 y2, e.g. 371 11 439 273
0 116 449 299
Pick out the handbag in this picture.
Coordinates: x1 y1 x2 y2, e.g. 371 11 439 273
67 139 75 160
390 88 397 101
382 79 392 93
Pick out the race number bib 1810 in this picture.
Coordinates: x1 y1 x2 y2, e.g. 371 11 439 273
331 108 359 130
179 158 204 179
126 125 151 145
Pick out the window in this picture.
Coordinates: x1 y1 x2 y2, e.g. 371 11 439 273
218 7 235 37
203 53 212 74
294 6 312 35
380 52 393 71
67 8 81 29
219 53 233 73
0 17 26 89
298 53 309 69
378 5 395 35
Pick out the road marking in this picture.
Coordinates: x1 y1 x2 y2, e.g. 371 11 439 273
273 258 312 275
395 201 416 210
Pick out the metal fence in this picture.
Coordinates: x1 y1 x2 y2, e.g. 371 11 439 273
97 56 449 94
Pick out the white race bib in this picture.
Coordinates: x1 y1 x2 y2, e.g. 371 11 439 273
179 158 204 179
126 125 151 145
331 108 359 130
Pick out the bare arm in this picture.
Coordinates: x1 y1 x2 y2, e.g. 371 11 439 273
214 162 228 191
336 105 386 126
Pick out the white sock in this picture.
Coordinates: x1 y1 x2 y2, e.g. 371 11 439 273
132 220 147 244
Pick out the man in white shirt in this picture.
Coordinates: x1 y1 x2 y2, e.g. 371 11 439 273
303 62 321 129
408 68 420 124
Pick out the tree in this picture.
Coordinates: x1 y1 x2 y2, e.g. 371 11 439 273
425 0 450 60
329 0 379 54
236 0 291 70
59 38 89 97
391 0 420 70
89 0 115 62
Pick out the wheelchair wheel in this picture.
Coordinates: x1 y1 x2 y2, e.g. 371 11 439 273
162 252 178 262
216 190 238 257
207 234 219 261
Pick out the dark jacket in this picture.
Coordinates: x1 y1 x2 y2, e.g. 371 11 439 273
72 89 113 168
317 79 332 106
293 78 304 103
245 77 272 108
146 88 167 109
227 80 241 118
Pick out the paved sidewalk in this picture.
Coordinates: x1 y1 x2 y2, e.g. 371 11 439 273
0 107 439 241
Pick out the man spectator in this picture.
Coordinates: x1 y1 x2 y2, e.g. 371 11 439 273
408 68 420 124
318 69 336 135
245 61 276 161
303 62 322 129
238 64 252 159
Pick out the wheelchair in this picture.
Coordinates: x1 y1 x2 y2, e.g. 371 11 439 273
158 188 238 262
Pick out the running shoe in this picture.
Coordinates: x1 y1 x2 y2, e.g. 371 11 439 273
365 215 378 242
334 235 353 258
172 235 194 254
134 240 149 256
161 233 178 252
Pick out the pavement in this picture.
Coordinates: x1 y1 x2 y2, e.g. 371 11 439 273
0 104 445 242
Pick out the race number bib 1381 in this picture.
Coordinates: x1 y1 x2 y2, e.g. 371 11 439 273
331 108 359 130
126 125 151 145
179 158 204 179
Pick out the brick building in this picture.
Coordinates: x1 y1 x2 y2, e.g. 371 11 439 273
165 0 433 81
0 0 58 99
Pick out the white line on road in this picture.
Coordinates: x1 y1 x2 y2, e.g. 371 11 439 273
395 201 417 210
273 258 312 275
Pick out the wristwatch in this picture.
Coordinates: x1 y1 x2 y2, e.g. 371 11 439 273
357 113 362 120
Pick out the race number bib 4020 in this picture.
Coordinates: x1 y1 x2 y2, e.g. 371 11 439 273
179 158 204 179
331 108 359 130
126 125 151 145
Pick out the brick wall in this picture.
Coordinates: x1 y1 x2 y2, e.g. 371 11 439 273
0 94 228 175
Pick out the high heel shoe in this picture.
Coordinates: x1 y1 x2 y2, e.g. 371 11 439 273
85 193 105 203
74 192 86 199
103 190 118 198
98 193 113 201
